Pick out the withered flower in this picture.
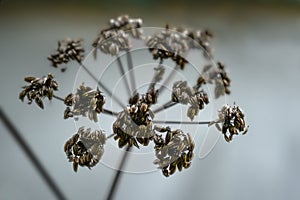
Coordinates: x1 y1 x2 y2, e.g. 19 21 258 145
211 62 231 99
19 74 58 109
190 29 213 58
195 62 231 99
113 95 155 148
153 126 194 177
93 29 130 56
146 25 190 69
210 104 248 142
63 83 105 122
141 87 159 105
48 38 85 70
64 127 106 172
108 15 143 39
172 81 209 120
93 15 143 57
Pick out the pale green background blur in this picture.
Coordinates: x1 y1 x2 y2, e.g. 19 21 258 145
1 0 300 200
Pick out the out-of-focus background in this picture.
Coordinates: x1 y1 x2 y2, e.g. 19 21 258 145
1 0 300 200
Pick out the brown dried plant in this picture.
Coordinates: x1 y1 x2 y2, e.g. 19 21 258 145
19 15 248 177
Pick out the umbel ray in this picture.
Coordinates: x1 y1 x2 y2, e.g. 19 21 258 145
19 15 249 177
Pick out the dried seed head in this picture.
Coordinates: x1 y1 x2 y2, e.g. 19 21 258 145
187 29 214 58
195 62 231 99
108 15 144 39
19 74 58 109
64 127 106 172
172 81 209 120
63 84 105 122
48 38 85 70
146 25 190 68
113 92 155 148
212 104 248 142
153 126 194 177
93 15 143 58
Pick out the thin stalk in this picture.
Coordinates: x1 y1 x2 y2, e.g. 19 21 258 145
53 95 118 117
126 50 136 94
116 56 132 97
78 62 126 108
157 64 179 94
106 145 131 200
148 59 163 91
106 133 116 139
0 107 67 200
153 100 177 114
153 120 211 125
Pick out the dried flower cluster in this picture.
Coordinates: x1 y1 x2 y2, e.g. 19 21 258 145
153 126 194 177
210 104 248 142
19 15 248 176
146 25 189 69
64 84 105 122
195 62 231 99
64 127 106 172
19 74 58 109
48 38 85 70
93 15 143 56
172 80 209 120
113 95 155 148
146 25 214 69
188 29 213 58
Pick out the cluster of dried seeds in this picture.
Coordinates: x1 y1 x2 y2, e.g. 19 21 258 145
186 29 213 58
153 126 194 177
146 25 189 69
19 74 58 109
93 15 143 57
195 62 231 99
113 95 155 148
210 104 248 142
64 127 106 172
108 15 143 39
63 84 105 122
18 15 249 176
172 80 209 120
48 38 85 71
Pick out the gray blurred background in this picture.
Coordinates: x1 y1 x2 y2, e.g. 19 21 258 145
1 0 300 199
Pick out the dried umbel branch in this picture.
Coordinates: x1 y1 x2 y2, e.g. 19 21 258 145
64 127 106 172
210 104 248 142
19 74 58 109
63 83 105 122
48 38 85 70
153 126 194 177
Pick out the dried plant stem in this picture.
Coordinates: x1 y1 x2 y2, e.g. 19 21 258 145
148 59 163 91
106 133 116 139
153 100 177 114
78 62 126 108
116 56 132 97
0 107 67 200
126 50 136 94
157 64 179 94
53 95 64 102
106 145 131 200
52 95 118 117
153 120 211 125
